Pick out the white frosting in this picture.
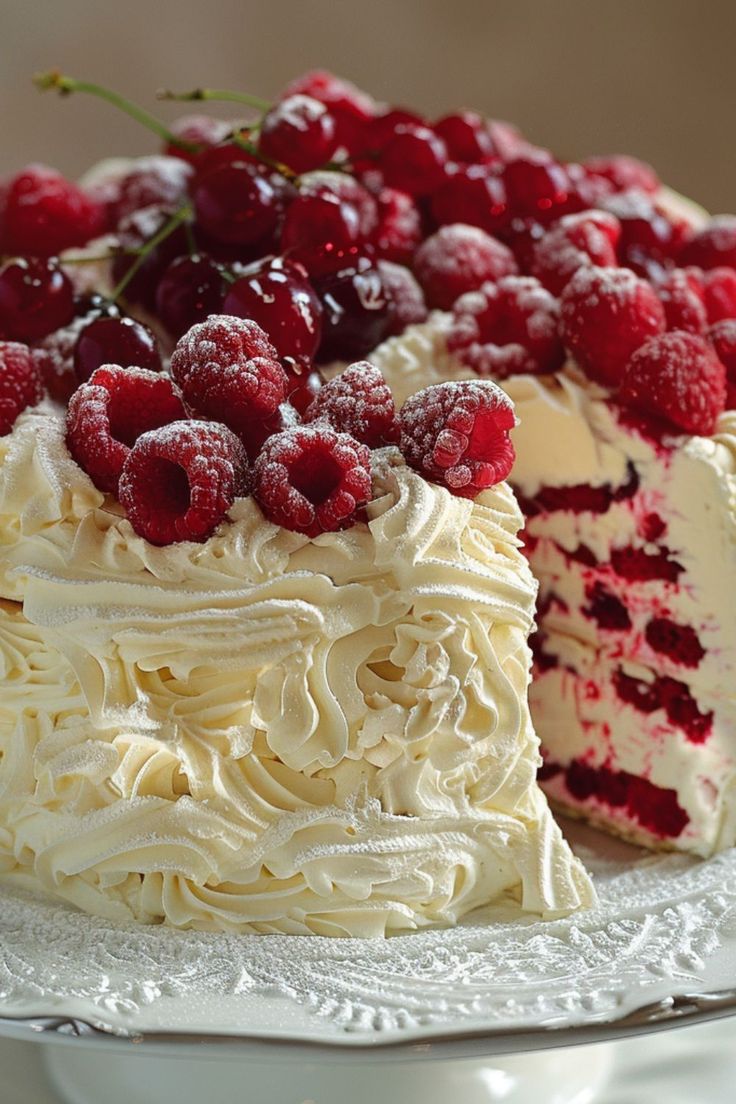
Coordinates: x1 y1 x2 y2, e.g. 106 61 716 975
368 313 736 856
0 408 593 935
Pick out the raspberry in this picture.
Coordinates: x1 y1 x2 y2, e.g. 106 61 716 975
448 276 564 378
413 224 518 310
0 164 105 257
656 268 707 334
66 366 187 494
398 379 516 497
110 156 193 226
619 331 726 436
304 361 398 446
531 211 621 296
560 266 666 386
253 423 372 537
0 341 43 434
170 315 288 458
601 191 691 277
708 319 736 408
376 260 428 335
372 187 423 265
582 155 660 196
120 420 249 545
701 267 736 323
680 216 736 270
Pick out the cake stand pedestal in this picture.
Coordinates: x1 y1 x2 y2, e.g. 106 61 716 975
43 1041 615 1104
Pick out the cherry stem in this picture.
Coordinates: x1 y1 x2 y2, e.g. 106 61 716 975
229 130 299 182
157 86 271 112
110 204 192 301
33 70 198 151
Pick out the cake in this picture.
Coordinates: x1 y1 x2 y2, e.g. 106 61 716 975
0 67 732 933
0 74 603 933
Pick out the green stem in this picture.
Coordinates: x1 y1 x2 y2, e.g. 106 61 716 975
111 204 192 301
157 86 271 112
33 70 197 151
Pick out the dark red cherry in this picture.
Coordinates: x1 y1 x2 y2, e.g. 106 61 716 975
0 257 75 342
73 315 162 382
222 255 323 363
258 95 339 174
434 111 497 163
431 165 508 234
502 150 572 220
281 191 362 276
283 364 324 415
112 207 190 311
155 255 226 339
379 125 448 196
193 161 282 245
314 260 391 362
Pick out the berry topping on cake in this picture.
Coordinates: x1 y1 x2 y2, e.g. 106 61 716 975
304 361 397 446
379 125 448 196
376 260 428 334
110 155 193 226
560 266 666 386
431 165 508 235
433 111 497 163
155 255 226 340
501 150 573 221
222 256 323 364
66 366 187 493
193 161 283 247
708 319 736 407
314 262 390 361
531 211 621 296
582 154 660 196
119 419 250 545
619 330 727 435
680 215 736 270
258 95 339 174
0 164 105 257
74 315 162 382
601 191 691 276
655 268 708 334
701 267 736 323
413 223 518 309
164 115 233 164
0 258 75 343
398 379 516 497
372 187 423 265
253 423 372 536
281 70 375 149
0 341 43 434
170 314 287 456
448 275 564 377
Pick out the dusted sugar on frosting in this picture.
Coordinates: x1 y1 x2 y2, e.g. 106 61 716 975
366 312 736 857
0 408 593 935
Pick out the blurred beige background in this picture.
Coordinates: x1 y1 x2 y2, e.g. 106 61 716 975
1 0 734 212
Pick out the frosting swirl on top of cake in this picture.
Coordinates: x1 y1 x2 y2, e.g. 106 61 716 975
0 407 593 935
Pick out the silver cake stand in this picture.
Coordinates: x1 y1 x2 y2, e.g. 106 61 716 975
2 820 736 1104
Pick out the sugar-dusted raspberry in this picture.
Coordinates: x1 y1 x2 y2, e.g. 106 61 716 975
656 268 707 334
110 156 193 226
679 215 736 270
398 379 516 497
170 315 288 457
0 341 43 435
253 423 372 537
372 187 423 265
0 164 105 258
119 420 249 545
582 155 660 196
701 267 736 323
304 361 398 446
376 260 428 335
448 275 564 378
531 210 621 296
709 319 736 408
619 330 726 436
66 366 187 494
413 223 518 310
560 266 666 386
